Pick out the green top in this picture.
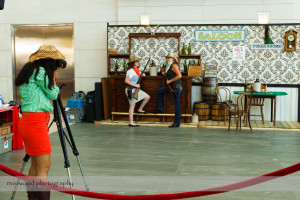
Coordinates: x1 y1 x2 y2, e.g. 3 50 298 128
233 91 288 96
19 67 60 112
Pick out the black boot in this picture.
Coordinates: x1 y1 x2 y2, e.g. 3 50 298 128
169 123 180 128
27 191 36 200
36 191 50 200
26 185 37 200
35 186 50 200
154 109 163 114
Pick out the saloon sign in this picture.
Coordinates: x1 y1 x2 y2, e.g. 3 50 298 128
195 30 246 42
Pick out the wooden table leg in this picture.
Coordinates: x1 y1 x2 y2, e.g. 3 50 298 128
271 97 274 122
273 97 276 128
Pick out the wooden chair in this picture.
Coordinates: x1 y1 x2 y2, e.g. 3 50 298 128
247 84 267 123
216 87 236 124
228 94 253 135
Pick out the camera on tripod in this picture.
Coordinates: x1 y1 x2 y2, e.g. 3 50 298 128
55 59 67 69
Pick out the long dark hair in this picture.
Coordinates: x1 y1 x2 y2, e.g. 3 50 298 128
16 59 59 90
127 62 135 69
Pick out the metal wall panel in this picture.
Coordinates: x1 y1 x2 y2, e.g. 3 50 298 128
12 24 74 106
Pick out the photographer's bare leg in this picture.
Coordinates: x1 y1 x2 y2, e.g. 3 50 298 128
29 157 37 177
34 153 50 180
26 154 50 200
33 153 51 200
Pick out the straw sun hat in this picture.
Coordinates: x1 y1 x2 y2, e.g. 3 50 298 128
164 53 178 63
29 44 66 63
128 55 142 64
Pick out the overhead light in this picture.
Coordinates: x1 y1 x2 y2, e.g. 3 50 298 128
258 12 269 24
140 15 150 26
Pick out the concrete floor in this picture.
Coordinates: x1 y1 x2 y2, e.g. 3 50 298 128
0 123 300 200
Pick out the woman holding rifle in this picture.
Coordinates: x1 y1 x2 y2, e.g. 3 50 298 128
155 53 182 128
125 56 150 127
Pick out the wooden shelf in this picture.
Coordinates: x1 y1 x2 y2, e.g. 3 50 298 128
109 54 129 58
179 55 201 59
129 33 181 38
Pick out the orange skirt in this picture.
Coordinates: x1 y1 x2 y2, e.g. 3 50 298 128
19 112 51 156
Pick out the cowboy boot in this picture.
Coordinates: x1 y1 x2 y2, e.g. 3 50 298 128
35 190 50 200
26 185 38 200
35 185 50 200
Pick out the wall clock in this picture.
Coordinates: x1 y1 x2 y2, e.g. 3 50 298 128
284 30 297 52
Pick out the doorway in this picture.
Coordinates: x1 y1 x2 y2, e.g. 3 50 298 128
12 24 74 105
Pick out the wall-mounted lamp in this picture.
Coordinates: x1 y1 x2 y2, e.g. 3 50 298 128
140 15 150 26
258 12 269 24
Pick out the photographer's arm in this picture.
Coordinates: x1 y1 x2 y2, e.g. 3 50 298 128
35 68 60 100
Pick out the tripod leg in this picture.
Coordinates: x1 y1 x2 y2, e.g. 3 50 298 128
53 100 76 200
48 118 55 129
10 154 31 200
75 156 89 191
66 168 76 200
57 96 90 191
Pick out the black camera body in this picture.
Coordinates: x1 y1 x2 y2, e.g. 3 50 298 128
0 0 5 10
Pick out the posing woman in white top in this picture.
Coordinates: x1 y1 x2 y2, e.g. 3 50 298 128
125 56 150 127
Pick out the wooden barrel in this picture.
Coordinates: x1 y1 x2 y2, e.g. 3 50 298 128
194 102 210 121
211 103 226 121
202 77 218 104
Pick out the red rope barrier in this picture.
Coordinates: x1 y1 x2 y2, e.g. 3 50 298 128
1 163 300 199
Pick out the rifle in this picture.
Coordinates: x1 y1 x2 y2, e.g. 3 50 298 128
133 58 151 100
162 66 179 101
167 83 179 101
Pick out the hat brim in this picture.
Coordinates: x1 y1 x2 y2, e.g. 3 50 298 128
164 56 178 63
29 50 66 63
128 58 142 64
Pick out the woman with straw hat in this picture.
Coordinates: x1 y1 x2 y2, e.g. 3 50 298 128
155 53 182 128
15 44 66 200
125 55 150 127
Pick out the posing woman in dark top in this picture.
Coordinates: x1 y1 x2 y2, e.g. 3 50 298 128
156 53 182 127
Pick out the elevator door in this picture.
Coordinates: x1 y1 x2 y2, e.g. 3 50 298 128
13 24 74 106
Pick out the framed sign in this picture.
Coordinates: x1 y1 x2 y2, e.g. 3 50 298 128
233 46 245 60
195 30 246 42
251 43 283 50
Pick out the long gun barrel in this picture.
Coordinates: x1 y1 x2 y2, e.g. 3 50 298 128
133 58 151 100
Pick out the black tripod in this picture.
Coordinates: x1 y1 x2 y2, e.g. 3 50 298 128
11 86 89 200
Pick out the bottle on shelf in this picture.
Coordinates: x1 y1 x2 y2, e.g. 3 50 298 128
114 60 119 71
123 59 127 71
187 43 192 55
184 60 188 72
181 44 186 55
244 79 247 92
151 60 156 67
194 59 198 66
